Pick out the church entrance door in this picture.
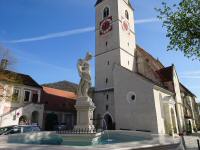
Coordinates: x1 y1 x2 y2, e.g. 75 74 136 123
104 114 113 130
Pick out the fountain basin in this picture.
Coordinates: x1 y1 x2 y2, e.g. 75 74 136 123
0 130 183 149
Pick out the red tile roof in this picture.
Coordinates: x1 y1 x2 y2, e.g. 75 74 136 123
41 87 77 112
43 87 77 100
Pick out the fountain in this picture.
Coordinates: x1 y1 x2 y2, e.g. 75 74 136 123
59 52 101 145
102 118 112 144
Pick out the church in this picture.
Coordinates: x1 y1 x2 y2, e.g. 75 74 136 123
93 0 199 135
0 0 199 136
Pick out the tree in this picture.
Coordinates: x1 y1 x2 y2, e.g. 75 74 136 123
156 0 200 60
0 44 16 69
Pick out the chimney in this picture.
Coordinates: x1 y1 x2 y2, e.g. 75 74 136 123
0 59 8 70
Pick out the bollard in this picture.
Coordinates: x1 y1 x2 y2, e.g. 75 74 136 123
197 139 200 150
179 134 186 149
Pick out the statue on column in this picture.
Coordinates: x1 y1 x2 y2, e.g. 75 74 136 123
77 52 92 97
75 52 95 131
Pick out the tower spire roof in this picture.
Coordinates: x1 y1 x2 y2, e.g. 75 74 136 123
95 0 133 9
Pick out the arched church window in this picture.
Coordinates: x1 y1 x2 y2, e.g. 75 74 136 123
125 10 129 20
103 7 109 18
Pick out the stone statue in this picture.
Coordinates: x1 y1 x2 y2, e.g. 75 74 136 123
77 52 92 97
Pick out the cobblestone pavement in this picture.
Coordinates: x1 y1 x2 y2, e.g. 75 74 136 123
184 133 200 150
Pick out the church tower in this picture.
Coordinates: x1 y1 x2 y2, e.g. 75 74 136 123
95 0 136 91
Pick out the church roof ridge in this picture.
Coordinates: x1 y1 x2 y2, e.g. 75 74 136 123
136 45 165 69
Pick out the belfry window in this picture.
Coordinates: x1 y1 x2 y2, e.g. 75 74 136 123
103 7 109 18
106 105 109 111
106 94 109 100
125 10 129 20
106 78 108 84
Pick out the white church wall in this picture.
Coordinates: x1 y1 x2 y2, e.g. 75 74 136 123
95 50 120 90
95 0 120 56
95 22 120 56
118 0 136 54
187 96 197 130
173 66 185 132
118 0 135 32
152 89 166 134
113 65 159 133
152 87 177 134
93 91 115 128
120 50 134 71
95 0 119 29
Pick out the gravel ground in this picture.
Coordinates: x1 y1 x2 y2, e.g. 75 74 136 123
184 133 200 150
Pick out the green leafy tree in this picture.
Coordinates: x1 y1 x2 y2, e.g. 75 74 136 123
156 0 200 60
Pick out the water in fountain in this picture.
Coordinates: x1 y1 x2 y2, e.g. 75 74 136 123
102 118 113 144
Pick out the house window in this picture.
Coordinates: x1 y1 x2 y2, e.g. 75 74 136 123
12 88 20 102
106 41 108 46
125 10 129 20
24 90 30 102
32 91 38 103
103 7 109 18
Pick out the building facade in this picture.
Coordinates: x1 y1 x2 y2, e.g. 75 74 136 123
93 0 199 135
41 86 77 130
0 69 44 128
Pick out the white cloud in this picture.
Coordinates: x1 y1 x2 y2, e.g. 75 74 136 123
180 75 200 79
4 18 160 44
135 18 161 24
180 70 200 79
6 27 95 44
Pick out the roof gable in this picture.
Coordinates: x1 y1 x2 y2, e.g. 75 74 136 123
0 70 41 88
156 66 173 82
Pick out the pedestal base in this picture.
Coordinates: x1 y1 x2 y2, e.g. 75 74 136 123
74 96 96 131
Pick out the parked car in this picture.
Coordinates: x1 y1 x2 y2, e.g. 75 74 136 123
0 125 41 135
0 125 16 135
53 123 67 131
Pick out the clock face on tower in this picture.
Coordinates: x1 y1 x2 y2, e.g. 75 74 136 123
121 17 130 34
100 16 112 35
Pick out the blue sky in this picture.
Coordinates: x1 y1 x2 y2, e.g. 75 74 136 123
0 0 199 100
